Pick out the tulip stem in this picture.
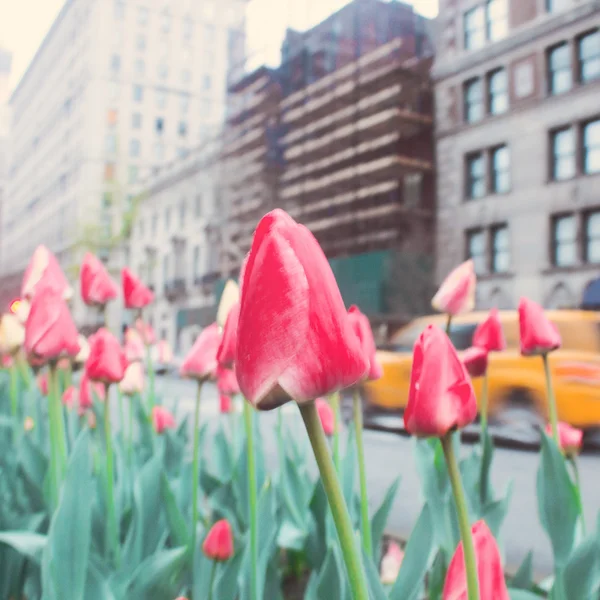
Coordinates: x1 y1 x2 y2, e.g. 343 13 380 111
445 314 453 335
244 400 259 600
207 560 217 600
568 455 586 535
47 364 65 510
480 371 489 432
300 401 370 600
146 345 156 414
330 393 341 475
9 365 18 440
542 353 559 446
353 389 372 559
190 382 203 554
441 433 479 600
104 384 120 567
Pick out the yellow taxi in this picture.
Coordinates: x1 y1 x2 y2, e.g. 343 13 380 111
362 310 600 436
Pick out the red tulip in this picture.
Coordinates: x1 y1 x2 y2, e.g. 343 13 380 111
473 308 506 352
79 370 105 413
315 397 335 436
432 259 476 316
546 421 583 455
461 346 488 379
217 301 240 368
80 252 119 307
443 520 509 600
180 323 221 381
62 386 77 408
21 245 72 301
518 297 561 356
217 365 240 395
236 210 368 409
37 373 49 396
202 519 234 561
404 325 477 437
348 305 383 381
152 406 176 434
121 267 154 309
220 393 233 413
85 328 128 384
24 287 80 362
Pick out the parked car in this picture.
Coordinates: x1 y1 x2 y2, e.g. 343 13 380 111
361 310 600 442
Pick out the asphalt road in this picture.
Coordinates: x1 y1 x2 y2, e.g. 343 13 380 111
154 374 600 579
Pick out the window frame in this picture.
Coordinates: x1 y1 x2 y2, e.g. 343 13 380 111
485 0 508 43
490 223 510 273
463 77 484 123
550 126 576 181
547 41 572 96
487 67 508 115
490 144 510 194
577 29 600 84
584 209 600 264
582 118 600 175
465 151 486 200
465 228 487 275
551 213 578 267
464 5 485 51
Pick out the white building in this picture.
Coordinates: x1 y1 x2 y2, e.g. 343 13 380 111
0 47 11 278
128 136 223 352
0 0 247 324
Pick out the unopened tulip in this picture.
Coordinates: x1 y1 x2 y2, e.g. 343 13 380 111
518 297 561 356
202 519 234 561
404 325 477 437
216 279 240 328
461 346 488 379
135 318 156 345
180 323 221 381
217 301 239 368
0 313 25 355
85 328 128 384
152 406 175 434
24 288 80 362
119 362 144 395
220 393 233 413
122 267 154 309
21 245 73 301
348 305 383 380
79 370 105 413
380 542 404 585
124 327 145 363
24 416 34 431
443 520 509 600
62 386 77 408
473 308 506 352
315 398 335 436
546 421 583 455
235 210 368 409
217 365 240 395
37 373 49 396
432 259 476 316
80 252 119 307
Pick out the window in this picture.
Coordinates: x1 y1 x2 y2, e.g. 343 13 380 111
134 59 145 77
193 246 201 277
178 122 187 137
585 211 600 263
165 207 171 229
195 194 202 217
203 74 211 91
158 63 168 79
138 6 149 25
552 214 577 266
578 30 600 83
156 117 164 133
129 139 141 157
487 68 508 115
105 133 117 154
155 142 165 162
110 54 121 75
464 78 483 123
491 225 510 273
546 0 569 13
466 152 485 199
491 145 510 193
551 127 576 180
179 201 186 227
548 42 572 95
128 165 138 184
136 34 146 51
464 6 485 51
133 85 144 102
485 0 508 42
583 119 600 174
466 229 486 274
156 90 167 108
182 69 192 84
132 112 142 129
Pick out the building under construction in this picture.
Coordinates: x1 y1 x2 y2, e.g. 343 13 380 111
219 0 437 320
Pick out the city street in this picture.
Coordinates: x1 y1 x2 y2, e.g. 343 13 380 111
155 374 600 581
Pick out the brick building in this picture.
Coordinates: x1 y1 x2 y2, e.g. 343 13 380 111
435 0 600 309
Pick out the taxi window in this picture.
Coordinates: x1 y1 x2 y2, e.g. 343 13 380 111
384 322 476 352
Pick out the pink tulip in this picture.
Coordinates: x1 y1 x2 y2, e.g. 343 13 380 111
461 346 488 379
119 362 144 395
152 406 175 434
135 318 156 345
203 519 234 561
235 210 368 409
315 398 335 436
380 542 404 585
217 301 240 368
180 323 221 381
432 259 476 316
220 394 233 413
62 386 77 408
37 373 49 396
348 305 383 380
518 297 561 356
473 308 506 352
217 365 240 395
80 252 119 307
546 421 583 455
85 328 128 384
124 327 145 363
121 267 154 309
21 245 72 301
79 370 105 414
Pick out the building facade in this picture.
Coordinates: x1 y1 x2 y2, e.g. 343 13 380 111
435 0 600 309
0 0 247 321
0 47 11 300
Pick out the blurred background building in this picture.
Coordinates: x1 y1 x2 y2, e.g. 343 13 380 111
0 47 11 285
434 0 600 310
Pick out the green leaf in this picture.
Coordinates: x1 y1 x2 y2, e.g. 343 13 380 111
511 550 534 590
47 430 93 600
479 428 495 505
482 479 513 539
0 531 47 564
316 546 347 600
192 532 214 600
213 425 234 483
84 562 118 600
427 549 449 600
389 503 434 600
370 476 400 563
509 590 546 599
563 535 600 599
362 548 389 600
537 432 579 568
160 473 189 547
215 542 246 600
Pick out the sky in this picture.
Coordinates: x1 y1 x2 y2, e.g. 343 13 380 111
0 0 439 93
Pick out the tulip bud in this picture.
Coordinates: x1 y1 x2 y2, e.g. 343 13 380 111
315 398 335 436
518 297 561 356
473 308 506 352
461 346 488 379
348 305 383 381
62 386 77 408
24 416 35 432
546 421 582 456
220 393 233 413
202 519 234 562
217 301 239 369
217 365 240 396
0 313 25 356
432 259 476 316
180 323 221 382
85 328 128 384
37 373 49 396
80 252 119 307
122 267 154 309
21 245 72 302
119 362 145 396
380 542 404 585
152 406 176 434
